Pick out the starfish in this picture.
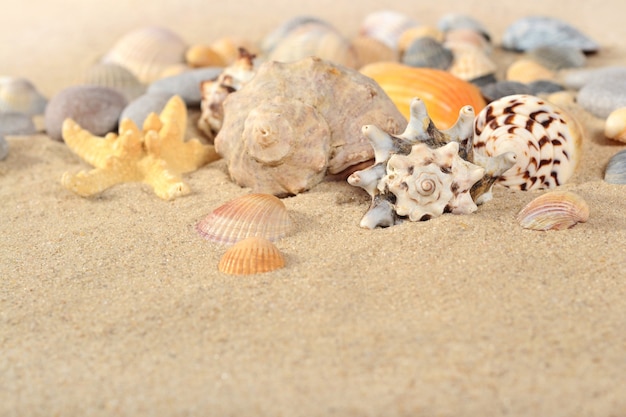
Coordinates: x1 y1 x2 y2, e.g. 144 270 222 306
61 95 220 200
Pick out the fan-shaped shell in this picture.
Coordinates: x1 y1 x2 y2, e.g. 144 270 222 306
516 191 589 230
218 236 285 275
474 94 582 191
196 193 293 245
0 77 47 116
267 22 358 69
102 26 187 84
604 149 626 184
360 62 486 129
79 63 146 101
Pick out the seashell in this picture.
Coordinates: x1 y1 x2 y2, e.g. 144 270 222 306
516 191 589 231
604 107 626 143
148 66 222 106
397 26 445 53
196 193 293 245
446 43 496 82
560 66 626 90
360 61 486 129
79 63 146 102
218 236 285 275
102 26 188 84
577 78 626 118
526 46 586 71
502 16 599 53
214 57 407 196
437 13 491 41
351 36 398 67
44 85 127 142
262 16 331 54
210 37 260 65
401 37 453 70
474 94 583 191
267 22 358 69
604 149 626 184
0 77 47 116
359 10 419 50
185 44 226 68
506 59 555 83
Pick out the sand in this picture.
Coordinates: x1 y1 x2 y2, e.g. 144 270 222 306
1 0 625 416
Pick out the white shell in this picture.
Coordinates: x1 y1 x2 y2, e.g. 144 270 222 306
516 191 589 230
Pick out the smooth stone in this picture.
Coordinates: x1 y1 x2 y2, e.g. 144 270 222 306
402 37 453 70
44 86 127 141
561 66 626 90
577 78 626 118
0 136 8 160
0 112 37 136
119 92 173 127
481 81 531 102
604 149 626 184
527 45 586 71
527 80 565 96
147 67 223 106
502 16 599 53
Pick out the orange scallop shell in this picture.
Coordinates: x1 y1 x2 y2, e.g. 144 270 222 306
196 193 292 245
360 61 486 129
218 236 285 275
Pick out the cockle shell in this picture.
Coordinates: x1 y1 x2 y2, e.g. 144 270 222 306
360 62 486 129
196 193 292 245
516 191 589 231
267 21 358 69
218 236 285 275
446 43 496 82
502 16 599 53
0 77 47 116
605 107 626 143
359 10 420 50
604 150 626 184
215 56 407 196
474 94 583 191
79 63 146 101
102 26 187 84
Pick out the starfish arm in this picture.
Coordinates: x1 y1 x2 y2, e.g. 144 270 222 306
167 139 221 173
61 155 141 197
62 119 118 169
140 156 190 200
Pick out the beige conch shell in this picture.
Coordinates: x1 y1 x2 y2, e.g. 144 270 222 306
214 56 407 196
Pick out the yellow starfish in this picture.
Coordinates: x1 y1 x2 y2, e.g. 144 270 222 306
61 95 219 200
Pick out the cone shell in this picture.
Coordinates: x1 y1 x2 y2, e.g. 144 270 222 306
102 26 187 83
360 61 486 129
196 193 293 245
218 236 285 275
474 94 583 191
517 191 589 231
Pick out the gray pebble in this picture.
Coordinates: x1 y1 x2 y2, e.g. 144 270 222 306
481 81 531 102
561 66 626 90
577 78 626 118
44 86 127 141
527 80 565 96
0 112 37 136
402 37 453 70
502 16 599 53
147 67 222 106
605 149 626 184
119 92 173 127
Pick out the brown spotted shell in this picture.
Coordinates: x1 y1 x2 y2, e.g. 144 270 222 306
196 193 292 245
218 236 285 275
473 94 582 191
516 191 589 230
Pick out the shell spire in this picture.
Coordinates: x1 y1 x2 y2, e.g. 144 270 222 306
348 97 515 229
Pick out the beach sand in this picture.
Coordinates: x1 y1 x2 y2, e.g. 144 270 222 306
1 0 625 416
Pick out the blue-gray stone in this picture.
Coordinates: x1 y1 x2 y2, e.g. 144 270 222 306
147 67 222 106
119 92 173 127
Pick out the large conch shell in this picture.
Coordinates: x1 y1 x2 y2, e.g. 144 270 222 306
348 97 516 228
473 94 583 191
214 56 407 196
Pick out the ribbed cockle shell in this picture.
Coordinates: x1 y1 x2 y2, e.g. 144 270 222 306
516 191 589 230
218 236 285 275
196 193 293 245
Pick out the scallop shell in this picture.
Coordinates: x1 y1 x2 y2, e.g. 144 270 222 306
359 10 419 50
102 26 187 84
79 63 146 101
516 191 589 231
401 37 453 70
502 16 599 53
474 94 583 191
196 193 293 245
215 57 407 196
218 236 285 275
604 149 626 184
351 36 398 67
267 22 358 69
360 61 486 129
604 107 626 143
0 77 47 116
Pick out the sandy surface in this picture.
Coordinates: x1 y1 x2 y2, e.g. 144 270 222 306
1 0 626 416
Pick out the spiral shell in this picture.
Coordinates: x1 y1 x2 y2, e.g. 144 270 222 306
196 193 293 245
218 237 285 275
473 94 582 191
360 62 486 129
516 191 589 231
